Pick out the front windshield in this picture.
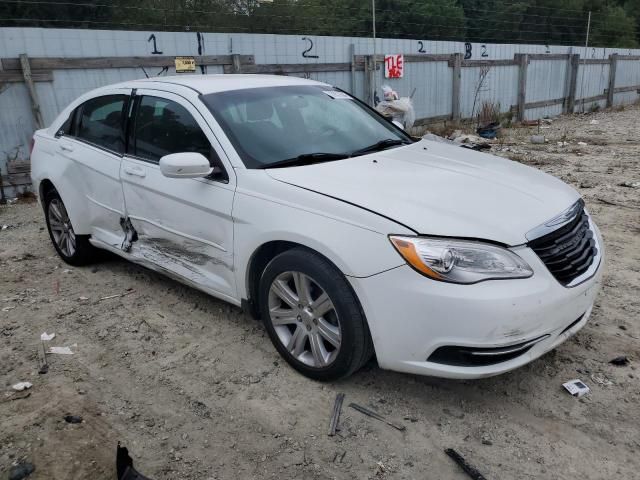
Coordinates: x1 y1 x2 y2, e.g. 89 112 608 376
202 85 411 168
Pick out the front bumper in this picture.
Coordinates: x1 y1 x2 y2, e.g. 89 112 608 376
349 232 604 379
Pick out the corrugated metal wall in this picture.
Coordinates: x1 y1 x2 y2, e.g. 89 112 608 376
1 27 640 192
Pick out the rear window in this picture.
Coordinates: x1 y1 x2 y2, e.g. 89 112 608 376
76 95 127 154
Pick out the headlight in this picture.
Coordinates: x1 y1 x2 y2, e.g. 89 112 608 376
389 236 533 284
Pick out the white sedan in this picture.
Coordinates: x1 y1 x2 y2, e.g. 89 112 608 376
31 75 603 380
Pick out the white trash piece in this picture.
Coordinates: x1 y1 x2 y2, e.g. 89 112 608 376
48 344 77 355
40 332 56 341
12 382 33 391
563 379 590 397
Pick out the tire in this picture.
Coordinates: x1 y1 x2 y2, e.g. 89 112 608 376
43 189 97 266
259 248 374 381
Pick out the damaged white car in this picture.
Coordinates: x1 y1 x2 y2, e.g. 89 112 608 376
31 75 603 380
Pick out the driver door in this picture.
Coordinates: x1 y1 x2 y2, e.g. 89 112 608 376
121 89 237 301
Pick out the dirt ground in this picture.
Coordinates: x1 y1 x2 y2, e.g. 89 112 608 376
1 105 639 480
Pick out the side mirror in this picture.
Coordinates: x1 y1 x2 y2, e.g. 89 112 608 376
159 152 213 179
392 120 405 130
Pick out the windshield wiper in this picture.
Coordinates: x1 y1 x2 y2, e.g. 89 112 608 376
260 152 349 169
349 138 410 157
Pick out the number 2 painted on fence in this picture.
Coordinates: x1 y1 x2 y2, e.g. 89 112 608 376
418 41 426 53
302 37 319 59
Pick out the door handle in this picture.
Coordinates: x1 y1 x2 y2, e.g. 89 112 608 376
123 165 146 178
59 142 74 152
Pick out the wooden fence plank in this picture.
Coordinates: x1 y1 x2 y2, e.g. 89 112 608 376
451 53 462 122
607 54 618 107
0 71 53 82
19 54 44 129
516 54 529 122
566 54 580 113
1 55 254 71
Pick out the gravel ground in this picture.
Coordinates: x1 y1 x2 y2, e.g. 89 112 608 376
1 106 639 480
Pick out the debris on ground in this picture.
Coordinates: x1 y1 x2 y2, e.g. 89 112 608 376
476 122 500 139
117 443 153 480
562 379 590 397
618 181 640 188
40 332 55 341
590 374 614 387
609 356 630 366
64 415 83 424
577 141 588 146
12 382 33 391
99 290 135 301
590 119 599 125
349 403 406 431
530 134 545 144
328 392 345 436
8 462 35 480
444 448 488 480
48 345 76 355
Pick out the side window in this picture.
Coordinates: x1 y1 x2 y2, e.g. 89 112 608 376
57 108 77 137
76 95 127 153
134 96 210 160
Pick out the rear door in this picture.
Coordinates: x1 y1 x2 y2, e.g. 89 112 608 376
120 89 237 301
57 90 131 246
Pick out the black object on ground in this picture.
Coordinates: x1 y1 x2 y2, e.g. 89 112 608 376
328 393 345 436
64 415 83 424
8 462 35 480
349 403 406 431
476 122 500 139
117 443 153 480
445 448 488 480
610 356 630 366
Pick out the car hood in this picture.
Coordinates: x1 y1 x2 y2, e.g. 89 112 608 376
265 139 580 245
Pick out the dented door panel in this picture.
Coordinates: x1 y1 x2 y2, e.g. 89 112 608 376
120 156 236 298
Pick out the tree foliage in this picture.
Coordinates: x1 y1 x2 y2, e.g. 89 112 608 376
0 0 637 47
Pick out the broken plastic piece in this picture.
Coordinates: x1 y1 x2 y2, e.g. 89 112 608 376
48 345 76 355
117 443 153 480
8 462 35 480
610 356 630 366
12 382 33 391
563 379 590 397
445 448 488 480
120 217 138 253
40 332 55 341
64 415 83 424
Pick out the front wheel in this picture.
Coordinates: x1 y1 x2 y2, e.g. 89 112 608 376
44 189 97 265
258 248 373 380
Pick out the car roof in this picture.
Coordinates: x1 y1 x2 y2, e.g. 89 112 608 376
121 74 331 95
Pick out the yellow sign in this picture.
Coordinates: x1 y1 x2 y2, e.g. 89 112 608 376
175 56 196 73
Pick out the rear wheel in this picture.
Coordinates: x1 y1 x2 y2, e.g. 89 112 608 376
44 189 97 265
259 248 373 380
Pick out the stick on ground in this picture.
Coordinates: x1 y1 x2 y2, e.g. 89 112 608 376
349 403 406 431
328 393 345 436
445 448 488 480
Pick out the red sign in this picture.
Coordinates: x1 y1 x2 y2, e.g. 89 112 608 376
384 54 404 79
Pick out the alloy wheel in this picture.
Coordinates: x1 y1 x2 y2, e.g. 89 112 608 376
48 198 76 257
268 271 342 368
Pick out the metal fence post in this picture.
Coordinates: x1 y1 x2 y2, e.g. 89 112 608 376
365 55 376 106
607 53 618 108
515 53 529 123
451 53 462 123
565 54 580 114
